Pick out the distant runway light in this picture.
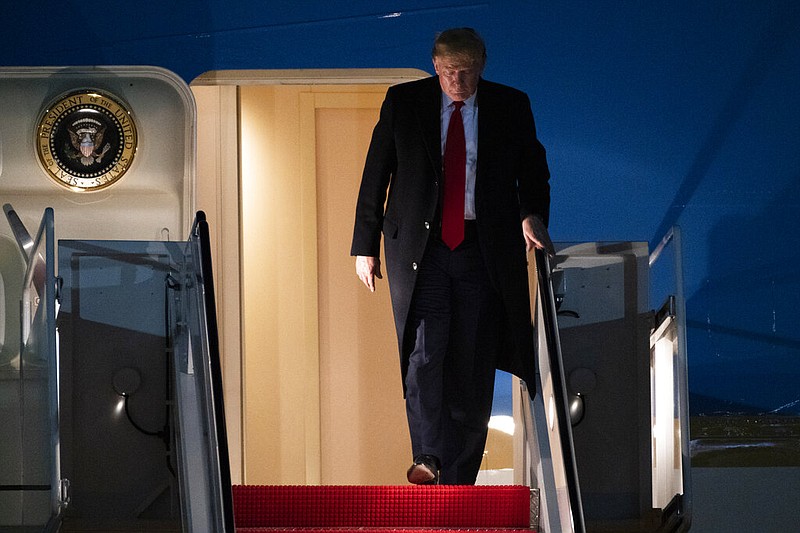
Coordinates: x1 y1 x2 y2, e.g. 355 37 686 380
488 415 515 435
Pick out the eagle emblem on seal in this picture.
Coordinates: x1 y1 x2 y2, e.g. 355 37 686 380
66 117 111 165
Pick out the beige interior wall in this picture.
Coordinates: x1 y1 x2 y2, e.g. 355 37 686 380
193 84 243 484
238 85 316 484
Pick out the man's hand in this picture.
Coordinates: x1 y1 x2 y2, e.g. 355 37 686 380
522 215 555 256
356 255 383 292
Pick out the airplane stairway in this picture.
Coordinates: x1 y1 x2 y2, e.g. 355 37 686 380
229 250 580 533
232 484 536 533
2 202 689 533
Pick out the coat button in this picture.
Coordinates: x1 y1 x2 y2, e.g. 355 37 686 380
424 221 430 230
412 262 418 271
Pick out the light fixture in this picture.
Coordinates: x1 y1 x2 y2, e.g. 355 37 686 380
112 367 142 397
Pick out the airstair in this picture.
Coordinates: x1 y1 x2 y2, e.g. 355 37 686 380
0 205 690 532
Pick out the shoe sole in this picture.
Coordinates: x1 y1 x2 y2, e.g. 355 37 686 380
407 463 436 484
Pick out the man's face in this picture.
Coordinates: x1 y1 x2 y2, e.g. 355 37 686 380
433 54 483 102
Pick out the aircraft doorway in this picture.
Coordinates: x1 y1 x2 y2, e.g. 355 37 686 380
192 69 429 486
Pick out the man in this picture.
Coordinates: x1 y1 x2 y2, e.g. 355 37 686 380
351 28 554 485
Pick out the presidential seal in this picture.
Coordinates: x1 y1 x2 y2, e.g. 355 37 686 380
36 89 137 191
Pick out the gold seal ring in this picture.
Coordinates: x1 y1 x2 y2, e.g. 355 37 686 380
36 89 138 192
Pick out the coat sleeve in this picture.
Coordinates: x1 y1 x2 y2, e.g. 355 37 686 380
350 88 398 257
515 93 551 227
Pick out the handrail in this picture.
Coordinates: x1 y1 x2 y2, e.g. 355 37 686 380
533 248 586 533
4 203 47 299
3 203 34 256
192 211 235 531
185 210 235 532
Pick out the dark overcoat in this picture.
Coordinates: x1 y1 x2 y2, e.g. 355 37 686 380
350 75 550 391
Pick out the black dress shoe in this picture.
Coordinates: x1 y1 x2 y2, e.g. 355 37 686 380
407 454 440 485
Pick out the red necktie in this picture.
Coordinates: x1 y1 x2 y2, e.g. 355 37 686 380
442 101 466 250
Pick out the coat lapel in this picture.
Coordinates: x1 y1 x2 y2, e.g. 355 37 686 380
416 77 443 178
475 78 494 182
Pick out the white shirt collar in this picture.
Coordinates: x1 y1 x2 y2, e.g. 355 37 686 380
443 90 477 110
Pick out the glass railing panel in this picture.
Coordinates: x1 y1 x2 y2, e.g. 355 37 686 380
169 211 233 532
3 207 232 531
651 299 684 507
518 249 585 533
18 207 58 528
649 226 692 530
551 240 690 532
0 240 25 527
56 239 181 531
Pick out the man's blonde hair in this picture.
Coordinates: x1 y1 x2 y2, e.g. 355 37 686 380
431 27 487 66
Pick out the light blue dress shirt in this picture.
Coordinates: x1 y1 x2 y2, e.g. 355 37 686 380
441 92 478 220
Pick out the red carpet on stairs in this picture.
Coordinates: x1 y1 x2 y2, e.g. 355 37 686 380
233 485 534 533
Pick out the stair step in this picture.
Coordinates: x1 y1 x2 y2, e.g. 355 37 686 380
237 529 532 533
233 485 532 530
